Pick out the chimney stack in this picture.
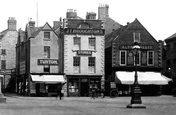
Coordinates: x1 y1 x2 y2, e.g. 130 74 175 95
29 21 35 28
86 12 96 20
8 17 17 31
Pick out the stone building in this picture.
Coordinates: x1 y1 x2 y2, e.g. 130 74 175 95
0 17 17 92
60 11 105 97
16 21 64 96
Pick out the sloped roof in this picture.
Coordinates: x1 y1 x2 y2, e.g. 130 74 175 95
165 33 176 42
0 29 8 40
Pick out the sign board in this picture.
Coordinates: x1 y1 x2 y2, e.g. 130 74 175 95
77 50 92 55
119 45 153 50
64 28 105 35
38 59 59 65
0 69 15 75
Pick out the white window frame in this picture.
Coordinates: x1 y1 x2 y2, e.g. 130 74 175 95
133 32 141 43
89 37 96 50
120 50 126 66
147 51 154 66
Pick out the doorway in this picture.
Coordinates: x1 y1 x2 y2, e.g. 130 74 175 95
80 79 89 97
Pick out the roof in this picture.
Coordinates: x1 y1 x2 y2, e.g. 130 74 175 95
165 33 176 42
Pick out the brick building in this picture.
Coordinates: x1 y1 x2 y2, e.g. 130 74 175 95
165 33 176 85
0 17 17 92
16 21 64 96
105 19 170 96
60 11 105 97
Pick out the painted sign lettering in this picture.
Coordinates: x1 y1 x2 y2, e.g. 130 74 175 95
38 59 59 65
64 28 105 35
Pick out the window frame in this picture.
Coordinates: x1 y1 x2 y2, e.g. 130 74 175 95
119 50 126 66
44 46 50 59
1 49 6 55
88 57 96 73
1 60 6 69
44 32 50 41
147 51 154 66
133 32 141 43
89 37 96 50
73 37 81 50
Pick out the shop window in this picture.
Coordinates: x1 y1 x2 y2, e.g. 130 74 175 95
127 51 133 65
44 32 50 40
73 57 80 73
68 79 79 96
73 37 81 50
88 57 95 73
44 46 50 58
120 51 126 66
89 37 96 50
133 32 141 43
1 49 6 55
1 60 6 69
44 65 50 73
147 51 154 66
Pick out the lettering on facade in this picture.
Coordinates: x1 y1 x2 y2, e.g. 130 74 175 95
64 28 105 35
119 45 153 50
77 50 92 55
38 59 59 65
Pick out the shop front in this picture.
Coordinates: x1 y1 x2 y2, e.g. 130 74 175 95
67 76 102 97
30 74 65 96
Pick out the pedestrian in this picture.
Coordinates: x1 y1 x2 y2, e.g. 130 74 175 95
91 84 96 99
56 84 62 100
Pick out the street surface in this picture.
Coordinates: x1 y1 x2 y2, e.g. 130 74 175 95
0 94 176 115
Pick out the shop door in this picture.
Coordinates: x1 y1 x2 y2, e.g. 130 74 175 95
80 79 89 97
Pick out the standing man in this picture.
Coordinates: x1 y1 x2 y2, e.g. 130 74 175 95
57 84 62 100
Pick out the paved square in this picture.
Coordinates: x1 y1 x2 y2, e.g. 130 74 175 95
0 95 176 115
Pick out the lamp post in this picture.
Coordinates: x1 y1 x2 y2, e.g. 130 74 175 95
126 42 146 108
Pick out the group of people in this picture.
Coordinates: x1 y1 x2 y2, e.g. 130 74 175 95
56 84 64 100
90 84 105 99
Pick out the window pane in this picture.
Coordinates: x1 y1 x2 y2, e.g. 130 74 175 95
89 38 96 50
44 46 50 58
88 57 95 73
1 60 6 69
133 32 140 43
148 51 154 65
44 65 50 72
73 57 80 66
44 32 50 40
73 37 80 50
120 51 126 65
1 49 6 55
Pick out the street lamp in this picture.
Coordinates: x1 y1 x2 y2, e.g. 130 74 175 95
126 42 146 108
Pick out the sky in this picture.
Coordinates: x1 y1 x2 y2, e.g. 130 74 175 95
0 0 175 41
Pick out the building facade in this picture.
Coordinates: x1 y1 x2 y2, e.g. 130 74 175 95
165 33 176 86
105 19 167 96
16 21 64 96
61 12 105 97
0 17 17 92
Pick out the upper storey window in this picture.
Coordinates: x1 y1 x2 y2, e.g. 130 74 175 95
44 32 50 41
73 37 81 50
133 32 141 43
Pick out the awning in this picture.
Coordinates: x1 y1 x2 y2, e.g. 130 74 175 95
115 71 172 85
31 75 66 84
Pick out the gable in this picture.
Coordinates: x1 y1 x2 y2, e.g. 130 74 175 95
42 23 52 31
118 19 159 46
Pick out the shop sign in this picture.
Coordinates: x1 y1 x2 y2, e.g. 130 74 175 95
64 28 105 35
0 69 16 75
119 45 153 50
38 59 59 65
77 50 92 55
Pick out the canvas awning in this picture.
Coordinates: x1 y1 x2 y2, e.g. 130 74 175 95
31 75 65 84
115 71 172 85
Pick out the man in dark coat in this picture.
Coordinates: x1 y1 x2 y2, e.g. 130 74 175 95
57 84 62 100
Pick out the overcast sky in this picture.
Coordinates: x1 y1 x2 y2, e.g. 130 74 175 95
0 0 175 41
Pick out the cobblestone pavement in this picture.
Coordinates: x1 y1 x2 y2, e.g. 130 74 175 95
0 95 176 115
